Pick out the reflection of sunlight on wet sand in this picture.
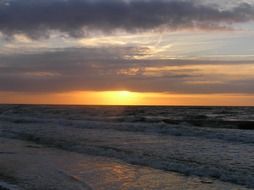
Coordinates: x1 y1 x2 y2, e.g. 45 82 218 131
55 155 244 190
96 163 137 189
94 162 138 188
62 159 138 189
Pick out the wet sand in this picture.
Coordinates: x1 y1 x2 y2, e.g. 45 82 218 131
0 137 251 190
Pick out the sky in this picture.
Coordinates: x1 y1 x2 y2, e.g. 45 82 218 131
0 0 254 105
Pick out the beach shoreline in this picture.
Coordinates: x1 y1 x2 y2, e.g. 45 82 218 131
1 137 251 190
1 105 254 189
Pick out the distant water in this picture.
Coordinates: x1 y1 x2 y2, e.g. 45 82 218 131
1 105 254 127
0 105 254 188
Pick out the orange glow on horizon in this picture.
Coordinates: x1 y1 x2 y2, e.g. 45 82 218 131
0 91 254 106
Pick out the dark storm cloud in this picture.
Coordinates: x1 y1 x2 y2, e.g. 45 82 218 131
0 48 254 94
0 0 254 38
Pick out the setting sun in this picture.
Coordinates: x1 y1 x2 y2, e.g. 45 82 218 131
101 91 141 105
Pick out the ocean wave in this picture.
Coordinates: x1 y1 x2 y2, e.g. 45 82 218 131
1 114 254 144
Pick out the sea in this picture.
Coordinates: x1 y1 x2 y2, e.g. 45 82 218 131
0 105 254 189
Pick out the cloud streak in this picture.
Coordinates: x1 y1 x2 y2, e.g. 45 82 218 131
0 0 254 38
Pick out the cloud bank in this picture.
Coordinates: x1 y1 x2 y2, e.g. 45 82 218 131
0 0 254 38
1 48 254 94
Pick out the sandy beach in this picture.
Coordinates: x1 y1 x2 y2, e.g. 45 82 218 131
1 137 251 190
